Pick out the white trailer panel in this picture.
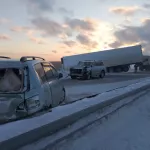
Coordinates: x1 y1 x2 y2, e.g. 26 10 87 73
61 45 143 71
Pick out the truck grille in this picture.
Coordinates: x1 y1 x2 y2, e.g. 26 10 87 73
70 69 82 74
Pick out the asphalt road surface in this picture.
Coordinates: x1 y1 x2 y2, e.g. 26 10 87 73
61 72 150 87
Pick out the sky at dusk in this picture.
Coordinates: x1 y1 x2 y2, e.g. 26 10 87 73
0 0 150 61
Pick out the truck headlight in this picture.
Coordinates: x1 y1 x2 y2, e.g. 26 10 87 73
26 95 40 110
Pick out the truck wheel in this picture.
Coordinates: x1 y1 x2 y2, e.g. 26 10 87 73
139 66 143 71
83 72 91 80
100 70 105 78
123 66 129 72
71 76 76 79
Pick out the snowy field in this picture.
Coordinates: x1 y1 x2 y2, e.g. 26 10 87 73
51 90 150 150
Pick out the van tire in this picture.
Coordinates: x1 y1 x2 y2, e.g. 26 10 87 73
83 72 91 80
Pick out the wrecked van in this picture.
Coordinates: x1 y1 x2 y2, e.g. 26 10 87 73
0 56 65 122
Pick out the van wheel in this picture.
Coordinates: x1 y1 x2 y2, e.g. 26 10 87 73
123 66 129 72
84 72 91 80
100 70 105 78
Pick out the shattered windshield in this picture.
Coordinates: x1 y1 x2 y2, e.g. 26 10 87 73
0 68 24 93
78 61 92 67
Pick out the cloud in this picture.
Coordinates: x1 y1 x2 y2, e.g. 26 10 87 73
30 16 99 49
30 37 45 44
109 41 123 48
0 18 10 24
10 26 35 38
143 3 150 9
52 50 57 53
10 26 31 32
30 16 99 50
31 17 67 37
65 50 71 53
77 34 98 49
58 7 74 16
58 34 68 40
25 0 55 15
11 25 46 45
0 34 11 40
63 40 76 47
65 18 97 32
114 27 140 43
110 6 141 16
109 18 150 54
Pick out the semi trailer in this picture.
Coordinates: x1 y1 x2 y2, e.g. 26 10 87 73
61 45 143 73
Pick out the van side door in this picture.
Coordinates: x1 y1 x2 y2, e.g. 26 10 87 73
34 63 52 107
42 63 63 107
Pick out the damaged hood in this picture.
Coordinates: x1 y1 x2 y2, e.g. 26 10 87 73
71 65 90 70
71 66 83 70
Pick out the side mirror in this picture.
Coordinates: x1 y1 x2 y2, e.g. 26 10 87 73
58 73 63 79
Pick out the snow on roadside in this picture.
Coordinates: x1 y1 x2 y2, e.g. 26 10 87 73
65 77 150 102
20 90 147 150
54 90 150 150
0 77 150 143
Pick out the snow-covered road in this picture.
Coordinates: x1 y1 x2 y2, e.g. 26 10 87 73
60 71 150 102
65 76 150 102
52 91 150 150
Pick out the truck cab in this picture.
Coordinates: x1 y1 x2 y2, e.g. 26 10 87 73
69 60 106 80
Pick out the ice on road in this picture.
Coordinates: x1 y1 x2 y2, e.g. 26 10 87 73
53 91 150 150
66 77 150 102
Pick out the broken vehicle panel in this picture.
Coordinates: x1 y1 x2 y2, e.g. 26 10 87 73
0 68 24 93
0 67 29 122
0 94 27 122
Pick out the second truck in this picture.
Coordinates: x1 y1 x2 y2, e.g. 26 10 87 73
61 45 143 73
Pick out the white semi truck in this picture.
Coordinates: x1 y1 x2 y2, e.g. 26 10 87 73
61 45 143 73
